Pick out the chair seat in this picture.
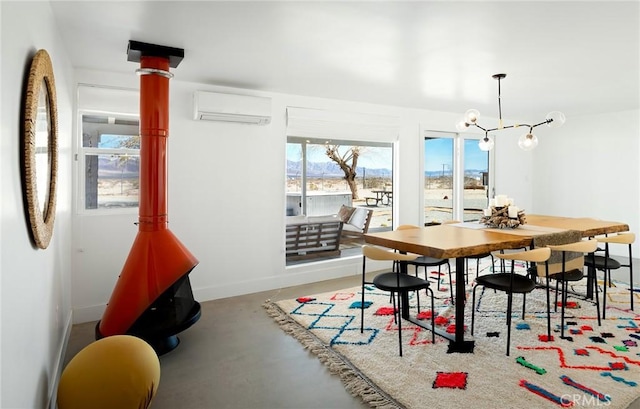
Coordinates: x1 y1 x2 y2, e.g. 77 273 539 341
475 273 536 293
373 272 431 292
549 268 584 282
408 256 448 266
584 255 621 270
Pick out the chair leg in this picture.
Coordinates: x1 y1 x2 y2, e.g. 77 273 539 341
361 274 366 333
397 291 403 357
545 275 552 340
506 292 513 356
428 287 436 344
602 267 608 319
594 267 601 327
391 290 397 324
465 258 470 284
560 280 567 339
414 266 421 310
389 263 397 304
471 285 479 335
447 261 455 305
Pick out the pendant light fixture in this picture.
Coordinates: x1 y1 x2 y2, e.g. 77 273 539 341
456 73 565 151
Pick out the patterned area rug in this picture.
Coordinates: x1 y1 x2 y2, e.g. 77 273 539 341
264 262 640 409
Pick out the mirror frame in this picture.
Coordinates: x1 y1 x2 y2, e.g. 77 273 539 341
23 49 58 249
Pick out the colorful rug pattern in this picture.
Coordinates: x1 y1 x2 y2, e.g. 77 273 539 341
264 262 640 408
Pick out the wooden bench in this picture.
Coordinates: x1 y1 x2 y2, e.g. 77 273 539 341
286 217 343 261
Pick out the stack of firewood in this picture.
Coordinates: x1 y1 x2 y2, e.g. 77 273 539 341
479 206 526 229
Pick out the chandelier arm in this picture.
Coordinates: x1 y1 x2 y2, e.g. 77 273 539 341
486 124 521 132
531 119 552 128
457 73 564 151
487 122 547 132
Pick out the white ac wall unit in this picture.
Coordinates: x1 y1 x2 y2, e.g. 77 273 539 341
193 91 272 125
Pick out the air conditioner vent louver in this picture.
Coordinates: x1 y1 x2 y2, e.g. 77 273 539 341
194 91 271 125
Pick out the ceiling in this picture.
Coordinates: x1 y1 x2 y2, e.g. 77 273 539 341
50 1 639 121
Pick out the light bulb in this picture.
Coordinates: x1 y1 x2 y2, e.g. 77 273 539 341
455 119 469 131
545 111 566 128
478 136 494 151
518 133 538 151
464 109 480 124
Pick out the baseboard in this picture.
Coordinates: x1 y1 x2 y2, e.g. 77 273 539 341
71 256 387 323
193 255 364 302
48 311 73 409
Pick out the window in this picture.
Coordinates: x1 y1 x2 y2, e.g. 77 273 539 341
424 132 491 224
286 136 393 263
79 113 140 211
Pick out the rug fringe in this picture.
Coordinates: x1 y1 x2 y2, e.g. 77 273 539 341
263 300 403 409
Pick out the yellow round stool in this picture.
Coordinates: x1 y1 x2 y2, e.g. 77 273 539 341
57 335 160 409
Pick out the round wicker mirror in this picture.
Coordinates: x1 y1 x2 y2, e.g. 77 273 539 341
23 49 58 249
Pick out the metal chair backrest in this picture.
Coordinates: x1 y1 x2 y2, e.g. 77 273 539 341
598 232 635 245
362 245 418 262
547 239 598 255
495 247 551 263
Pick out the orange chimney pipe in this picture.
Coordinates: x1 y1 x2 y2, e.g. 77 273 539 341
97 42 199 342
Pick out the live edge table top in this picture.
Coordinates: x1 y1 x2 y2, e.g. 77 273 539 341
364 225 532 259
524 214 629 237
364 215 629 259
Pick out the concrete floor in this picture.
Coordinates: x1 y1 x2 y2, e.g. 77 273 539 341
64 274 370 409
63 260 640 409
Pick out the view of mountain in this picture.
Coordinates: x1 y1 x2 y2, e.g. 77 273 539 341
425 169 487 178
98 156 139 178
286 160 391 178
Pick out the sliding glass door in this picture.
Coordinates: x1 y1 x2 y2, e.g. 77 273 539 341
424 132 492 224
424 137 454 223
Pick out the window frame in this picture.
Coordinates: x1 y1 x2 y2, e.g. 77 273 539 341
422 130 494 224
286 135 394 264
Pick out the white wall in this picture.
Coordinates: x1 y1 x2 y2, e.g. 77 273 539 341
532 109 640 236
0 2 74 408
493 128 535 211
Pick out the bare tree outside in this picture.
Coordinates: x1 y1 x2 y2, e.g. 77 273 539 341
119 134 140 150
325 144 360 199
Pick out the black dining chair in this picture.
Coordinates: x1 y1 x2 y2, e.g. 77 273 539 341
465 252 495 283
471 247 550 356
361 245 436 356
547 239 600 339
584 233 635 318
395 225 454 304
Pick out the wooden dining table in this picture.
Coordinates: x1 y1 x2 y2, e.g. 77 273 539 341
364 214 629 353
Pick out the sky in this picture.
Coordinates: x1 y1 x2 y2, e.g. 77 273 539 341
98 134 139 149
287 138 488 172
424 138 488 172
287 143 391 170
